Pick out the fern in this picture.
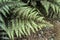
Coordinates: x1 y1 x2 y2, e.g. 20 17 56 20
1 6 53 39
26 0 60 20
0 0 54 40
40 0 60 19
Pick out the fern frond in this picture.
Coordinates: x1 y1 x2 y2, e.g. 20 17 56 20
0 1 53 40
41 0 60 19
0 6 53 40
0 1 27 17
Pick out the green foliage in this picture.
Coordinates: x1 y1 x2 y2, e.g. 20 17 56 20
40 0 60 19
1 0 60 40
25 0 60 19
